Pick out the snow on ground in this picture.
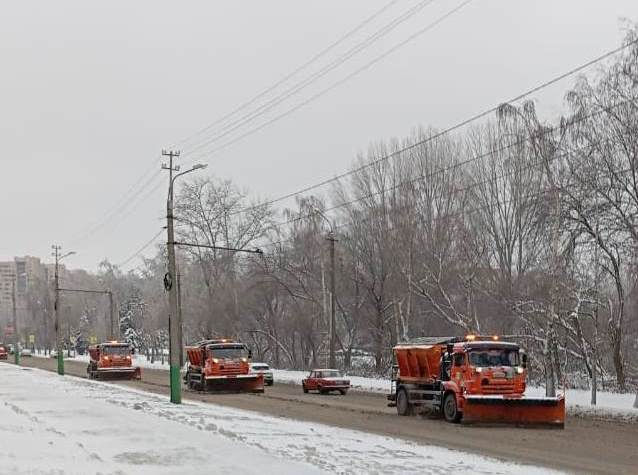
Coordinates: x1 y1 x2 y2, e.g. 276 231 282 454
0 364 313 475
0 364 558 475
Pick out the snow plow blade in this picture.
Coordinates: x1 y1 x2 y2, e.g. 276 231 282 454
204 374 264 393
462 395 565 427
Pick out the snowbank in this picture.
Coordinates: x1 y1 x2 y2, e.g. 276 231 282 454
0 364 557 474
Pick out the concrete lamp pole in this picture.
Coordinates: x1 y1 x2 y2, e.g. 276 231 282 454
52 246 76 376
162 151 207 405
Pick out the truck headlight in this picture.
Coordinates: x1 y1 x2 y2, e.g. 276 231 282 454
516 367 524 374
475 367 483 373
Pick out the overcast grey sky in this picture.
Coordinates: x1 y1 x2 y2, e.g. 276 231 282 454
2 0 638 271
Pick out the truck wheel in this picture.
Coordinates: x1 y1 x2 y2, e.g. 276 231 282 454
339 389 347 395
443 393 461 423
397 388 414 416
302 384 308 394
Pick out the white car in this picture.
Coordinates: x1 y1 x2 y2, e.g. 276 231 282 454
20 348 32 357
249 362 274 386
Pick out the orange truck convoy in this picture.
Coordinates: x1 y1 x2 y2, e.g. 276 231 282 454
64 334 565 429
86 341 141 380
388 335 565 427
184 338 264 393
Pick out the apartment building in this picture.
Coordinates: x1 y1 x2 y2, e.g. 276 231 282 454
0 256 49 332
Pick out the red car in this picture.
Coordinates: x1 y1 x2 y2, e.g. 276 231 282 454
302 369 350 395
0 344 7 360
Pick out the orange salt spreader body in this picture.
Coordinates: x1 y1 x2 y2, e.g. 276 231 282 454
387 336 565 427
86 342 141 380
184 339 264 393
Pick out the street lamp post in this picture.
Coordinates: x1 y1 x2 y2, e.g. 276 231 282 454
162 152 207 404
52 246 76 376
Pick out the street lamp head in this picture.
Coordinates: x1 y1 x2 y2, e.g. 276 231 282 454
192 163 208 170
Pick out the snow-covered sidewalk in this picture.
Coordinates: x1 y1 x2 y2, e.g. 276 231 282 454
0 364 557 474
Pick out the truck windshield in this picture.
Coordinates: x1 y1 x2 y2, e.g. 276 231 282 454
103 346 130 356
469 349 519 367
210 347 247 359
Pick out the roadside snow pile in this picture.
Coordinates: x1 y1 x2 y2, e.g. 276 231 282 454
0 364 557 475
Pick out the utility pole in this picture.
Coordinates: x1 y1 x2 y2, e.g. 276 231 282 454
52 245 63 375
108 291 116 340
161 155 209 404
327 231 338 368
177 271 183 366
163 149 182 404
12 280 19 365
52 245 75 375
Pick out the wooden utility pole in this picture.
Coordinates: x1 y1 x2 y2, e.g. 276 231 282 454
327 232 338 368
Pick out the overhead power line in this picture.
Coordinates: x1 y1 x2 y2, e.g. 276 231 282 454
182 0 474 166
180 0 438 157
63 1 411 248
259 96 635 236
117 229 165 269
66 163 162 246
171 0 402 151
226 35 638 217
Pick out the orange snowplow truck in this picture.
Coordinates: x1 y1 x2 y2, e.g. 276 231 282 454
388 336 565 427
87 342 141 380
184 339 264 393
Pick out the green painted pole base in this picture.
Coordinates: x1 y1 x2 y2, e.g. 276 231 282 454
14 351 20 366
170 365 182 404
57 351 64 375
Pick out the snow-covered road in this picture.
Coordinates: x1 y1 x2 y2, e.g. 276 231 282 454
0 363 558 474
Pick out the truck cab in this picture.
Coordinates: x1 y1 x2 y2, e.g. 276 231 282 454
446 340 526 397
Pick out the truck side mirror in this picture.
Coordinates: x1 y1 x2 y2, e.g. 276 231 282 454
248 349 253 359
521 353 527 369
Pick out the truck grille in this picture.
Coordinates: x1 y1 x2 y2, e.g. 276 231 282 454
109 358 130 367
481 382 515 394
219 362 243 375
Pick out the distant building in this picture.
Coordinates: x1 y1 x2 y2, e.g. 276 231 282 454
0 257 49 336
